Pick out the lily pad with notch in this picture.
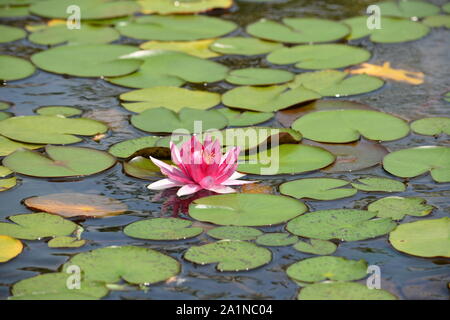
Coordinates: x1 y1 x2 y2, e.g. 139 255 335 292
48 236 85 248
280 178 356 200
217 108 273 127
293 239 337 255
351 177 406 192
410 117 450 136
0 136 43 157
367 196 433 221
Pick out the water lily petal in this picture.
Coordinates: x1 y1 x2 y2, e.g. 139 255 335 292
147 178 182 190
207 185 237 194
177 184 202 197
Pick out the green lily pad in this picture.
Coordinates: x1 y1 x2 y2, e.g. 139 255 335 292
280 178 356 201
123 156 166 180
0 24 26 43
28 24 119 45
189 193 307 226
0 101 11 110
0 136 43 157
298 282 397 300
0 111 12 121
0 55 35 81
31 44 142 77
0 6 28 18
140 39 220 59
382 146 450 183
64 246 180 284
410 117 450 136
389 217 450 258
184 240 272 271
0 115 108 144
368 196 433 221
222 84 321 112
124 218 203 240
131 107 227 133
107 50 228 89
29 0 140 20
217 108 273 127
293 239 337 255
3 146 116 178
35 106 82 117
237 144 335 175
210 37 283 56
292 109 409 143
0 177 17 192
247 18 349 43
351 177 406 192
445 3 450 14
256 233 298 246
423 15 450 28
267 44 370 70
48 236 86 248
0 166 12 177
10 273 109 300
226 68 294 86
287 256 368 283
343 16 430 43
207 226 263 241
120 86 221 113
376 1 439 18
0 212 78 240
287 209 396 241
290 70 384 97
138 0 232 14
108 136 161 158
116 15 237 41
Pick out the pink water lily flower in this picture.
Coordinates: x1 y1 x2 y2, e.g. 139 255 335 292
147 135 255 197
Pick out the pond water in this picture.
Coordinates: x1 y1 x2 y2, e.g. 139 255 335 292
0 0 449 300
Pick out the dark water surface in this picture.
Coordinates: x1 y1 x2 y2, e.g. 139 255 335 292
0 0 449 300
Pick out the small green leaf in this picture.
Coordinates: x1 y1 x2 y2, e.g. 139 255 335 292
256 233 298 246
48 236 86 248
280 178 356 200
368 196 433 221
124 218 203 240
207 226 263 241
351 177 406 192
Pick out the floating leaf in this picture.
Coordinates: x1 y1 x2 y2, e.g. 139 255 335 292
189 193 307 226
287 209 396 241
210 37 283 56
293 239 337 255
217 108 273 127
0 212 78 240
287 256 367 283
0 136 43 157
63 246 180 284
389 217 450 258
116 15 237 41
423 15 450 28
0 24 26 43
31 44 142 77
348 62 424 85
383 146 450 183
207 226 263 241
0 55 35 81
3 146 116 178
238 144 335 175
123 156 167 180
184 240 272 271
131 107 227 133
0 166 12 177
124 218 203 240
48 236 86 248
410 117 450 136
140 39 220 58
138 0 232 14
0 101 11 110
280 178 356 200
24 193 128 218
298 282 397 300
0 5 28 17
0 235 23 263
376 1 439 18
247 18 349 43
226 68 294 86
368 196 433 221
0 111 12 121
292 109 409 143
256 233 298 246
108 136 161 158
0 176 17 192
35 106 82 117
120 86 221 113
445 3 450 14
351 177 406 192
268 44 370 70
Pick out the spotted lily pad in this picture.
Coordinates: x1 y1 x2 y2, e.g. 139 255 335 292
280 178 356 201
351 177 406 192
368 196 433 221
0 115 108 144
123 156 166 180
247 18 349 43
35 106 82 117
293 239 337 255
63 246 180 284
287 256 367 283
189 193 307 226
124 218 203 240
256 233 298 246
0 136 43 157
217 108 273 127
116 15 237 41
0 55 35 81
0 24 26 43
376 1 439 18
48 236 86 248
210 37 283 56
292 109 409 143
389 217 450 258
226 68 294 86
267 44 370 70
3 146 116 178
383 146 450 183
184 240 272 271
131 107 227 133
120 86 221 113
298 282 397 300
207 226 263 241
138 0 232 14
287 209 396 241
0 212 78 240
0 235 23 262
410 117 450 136
140 39 220 58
